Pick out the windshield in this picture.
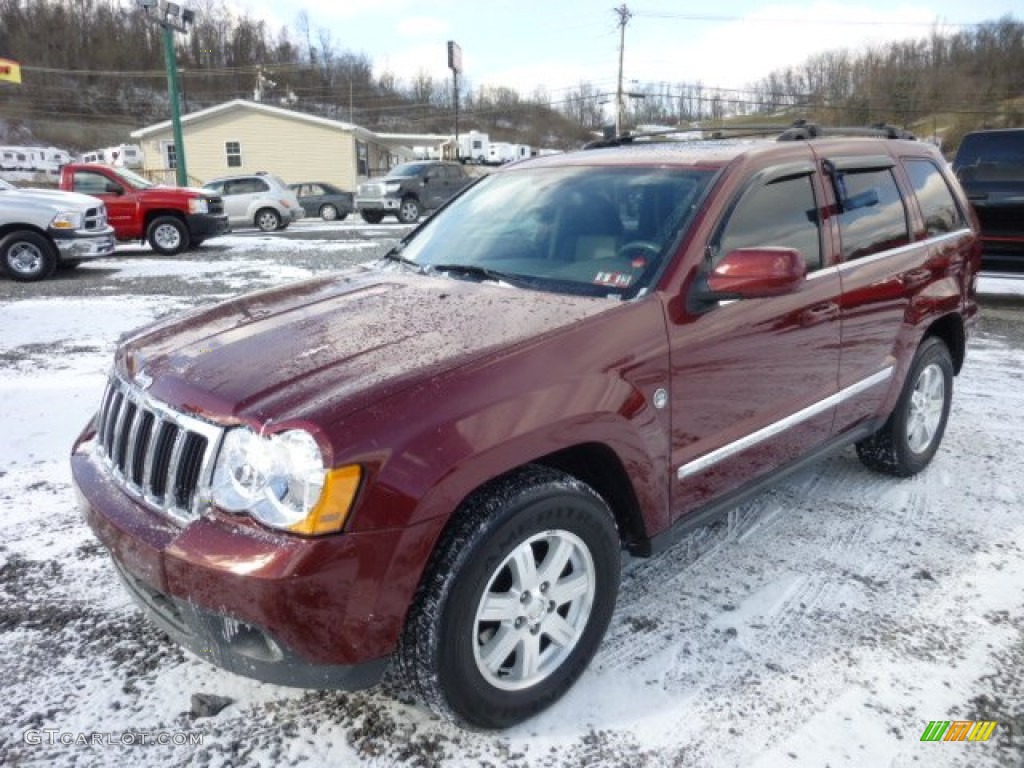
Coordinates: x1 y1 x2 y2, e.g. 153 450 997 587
387 162 432 178
396 165 715 298
111 167 156 189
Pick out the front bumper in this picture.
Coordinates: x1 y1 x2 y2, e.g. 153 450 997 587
355 196 401 213
70 437 438 689
186 213 230 239
51 225 116 261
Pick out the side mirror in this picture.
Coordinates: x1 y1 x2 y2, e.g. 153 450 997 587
104 182 124 195
702 247 807 300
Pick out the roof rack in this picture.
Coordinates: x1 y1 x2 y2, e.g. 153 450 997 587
582 119 916 149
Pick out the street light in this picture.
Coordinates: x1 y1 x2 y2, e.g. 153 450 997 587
138 0 194 186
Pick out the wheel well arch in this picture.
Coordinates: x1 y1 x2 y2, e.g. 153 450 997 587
923 313 966 374
534 442 649 553
0 223 52 244
432 442 650 558
144 210 186 229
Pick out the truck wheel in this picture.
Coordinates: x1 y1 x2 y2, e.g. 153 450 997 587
397 197 422 224
360 211 384 224
319 203 339 221
255 208 281 232
856 336 953 477
147 216 189 255
397 465 620 729
0 231 58 282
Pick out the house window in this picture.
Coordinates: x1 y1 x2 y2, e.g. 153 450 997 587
165 143 177 170
226 141 242 168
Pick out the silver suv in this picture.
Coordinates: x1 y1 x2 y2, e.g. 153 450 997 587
202 173 302 232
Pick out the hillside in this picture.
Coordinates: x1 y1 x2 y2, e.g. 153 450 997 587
0 2 1021 153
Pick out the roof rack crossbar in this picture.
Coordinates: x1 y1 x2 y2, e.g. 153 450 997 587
583 119 916 150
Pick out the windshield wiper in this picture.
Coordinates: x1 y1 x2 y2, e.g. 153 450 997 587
382 247 422 271
427 263 529 287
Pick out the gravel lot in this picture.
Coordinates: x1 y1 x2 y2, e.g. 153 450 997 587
1 224 1022 767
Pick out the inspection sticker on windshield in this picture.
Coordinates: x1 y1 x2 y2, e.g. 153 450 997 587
593 271 632 287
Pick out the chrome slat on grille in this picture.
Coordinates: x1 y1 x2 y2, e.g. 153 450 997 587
94 374 223 525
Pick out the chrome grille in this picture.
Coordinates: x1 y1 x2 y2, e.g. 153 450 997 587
94 375 223 524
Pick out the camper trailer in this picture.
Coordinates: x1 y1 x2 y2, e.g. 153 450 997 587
458 131 489 164
101 144 143 168
486 142 517 165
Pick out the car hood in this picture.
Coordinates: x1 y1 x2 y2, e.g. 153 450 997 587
3 187 103 210
116 266 616 426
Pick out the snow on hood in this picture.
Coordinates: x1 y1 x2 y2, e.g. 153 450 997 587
115 269 615 426
1 186 104 210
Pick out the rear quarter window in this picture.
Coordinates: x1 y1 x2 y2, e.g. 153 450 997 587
902 159 966 236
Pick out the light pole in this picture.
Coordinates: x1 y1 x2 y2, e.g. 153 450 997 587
447 41 462 161
138 0 195 187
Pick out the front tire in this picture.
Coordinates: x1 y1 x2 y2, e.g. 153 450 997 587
319 203 339 221
255 208 282 232
397 197 422 224
0 231 57 282
397 465 620 729
856 336 953 476
146 216 189 255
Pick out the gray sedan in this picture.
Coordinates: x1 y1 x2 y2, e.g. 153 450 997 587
289 182 354 221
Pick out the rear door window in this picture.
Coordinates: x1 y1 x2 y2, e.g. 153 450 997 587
835 168 909 260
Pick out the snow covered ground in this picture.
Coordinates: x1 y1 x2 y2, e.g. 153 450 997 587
0 228 1022 767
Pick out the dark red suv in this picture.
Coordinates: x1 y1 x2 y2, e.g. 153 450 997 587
71 125 981 729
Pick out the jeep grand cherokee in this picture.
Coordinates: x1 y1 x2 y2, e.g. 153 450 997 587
71 126 981 729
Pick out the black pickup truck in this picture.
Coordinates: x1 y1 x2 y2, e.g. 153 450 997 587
355 161 472 224
953 128 1024 267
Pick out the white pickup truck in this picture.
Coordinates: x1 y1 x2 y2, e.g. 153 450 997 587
0 178 116 282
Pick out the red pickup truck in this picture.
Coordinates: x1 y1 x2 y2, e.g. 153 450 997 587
59 164 229 255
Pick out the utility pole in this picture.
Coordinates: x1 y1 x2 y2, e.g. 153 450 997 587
614 3 631 136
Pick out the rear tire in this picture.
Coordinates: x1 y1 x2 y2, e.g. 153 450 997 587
360 211 384 224
397 465 620 729
146 216 189 255
319 203 339 221
255 208 281 232
856 336 953 477
0 231 58 282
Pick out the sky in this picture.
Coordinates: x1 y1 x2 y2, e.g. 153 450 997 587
219 0 1024 100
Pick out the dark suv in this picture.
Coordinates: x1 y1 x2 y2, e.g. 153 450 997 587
953 128 1024 266
71 125 980 729
355 161 472 224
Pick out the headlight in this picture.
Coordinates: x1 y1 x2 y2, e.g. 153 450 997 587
189 197 209 214
50 211 84 230
385 181 402 193
210 427 361 535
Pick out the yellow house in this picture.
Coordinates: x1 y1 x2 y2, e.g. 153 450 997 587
130 99 413 190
